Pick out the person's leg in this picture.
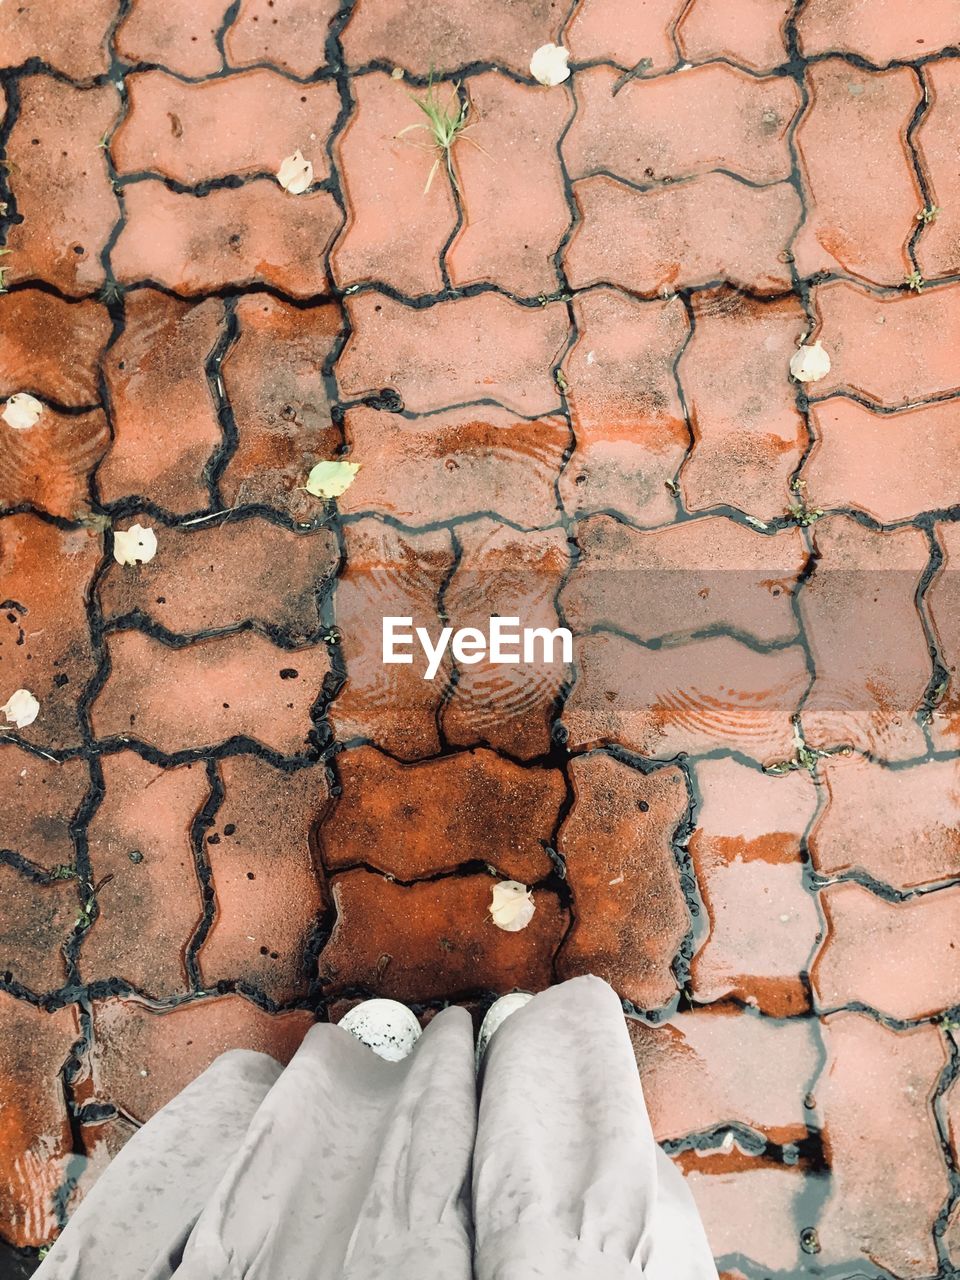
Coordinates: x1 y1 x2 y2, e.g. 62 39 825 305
172 1006 477 1280
36 1048 282 1280
472 974 718 1280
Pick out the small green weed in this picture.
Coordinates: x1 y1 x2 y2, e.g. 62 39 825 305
398 74 483 194
905 268 925 293
916 205 940 225
786 477 823 527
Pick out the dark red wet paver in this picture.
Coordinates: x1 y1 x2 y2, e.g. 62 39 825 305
557 752 689 1010
318 871 568 1002
4 0 960 1270
322 745 562 882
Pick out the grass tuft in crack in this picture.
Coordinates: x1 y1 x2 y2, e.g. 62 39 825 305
398 73 484 194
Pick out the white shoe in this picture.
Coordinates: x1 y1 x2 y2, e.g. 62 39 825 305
338 998 422 1062
476 991 534 1068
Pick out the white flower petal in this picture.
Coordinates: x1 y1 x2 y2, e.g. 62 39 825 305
113 523 158 566
305 460 360 499
2 688 40 728
789 340 831 384
2 393 43 431
276 149 314 195
489 880 536 932
530 43 570 87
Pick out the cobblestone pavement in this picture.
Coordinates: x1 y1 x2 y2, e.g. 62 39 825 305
1 0 960 1275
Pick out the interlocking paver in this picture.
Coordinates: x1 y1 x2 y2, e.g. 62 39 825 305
116 0 227 77
4 79 118 295
799 517 930 760
91 630 330 756
813 279 960 407
332 72 456 296
219 295 341 519
690 758 819 1015
224 0 342 76
340 0 561 76
320 745 561 882
564 64 798 186
680 1163 806 1276
317 871 567 1001
811 754 960 889
675 0 791 71
812 881 960 1018
340 405 567 528
815 1012 949 1278
441 521 570 758
0 862 74 993
100 290 225 512
565 0 682 70
100 518 337 640
565 173 799 295
112 181 340 296
89 996 313 1122
628 1008 820 1143
679 289 808 521
1 0 116 80
562 515 803 644
447 73 571 297
557 288 688 526
337 292 568 415
0 405 109 520
0 516 101 752
794 63 921 286
556 753 689 1010
0 747 88 873
797 0 960 63
115 71 340 185
916 60 960 281
0 291 111 408
564 632 807 762
329 520 453 758
82 752 207 996
0 996 78 1248
198 757 326 1003
805 397 960 524
928 521 960 752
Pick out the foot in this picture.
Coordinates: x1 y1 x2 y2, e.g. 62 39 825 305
338 999 422 1062
476 991 534 1068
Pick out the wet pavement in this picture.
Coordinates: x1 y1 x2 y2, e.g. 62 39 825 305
1 0 960 1275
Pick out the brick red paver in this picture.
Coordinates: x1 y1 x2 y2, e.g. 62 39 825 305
2 0 959 1272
